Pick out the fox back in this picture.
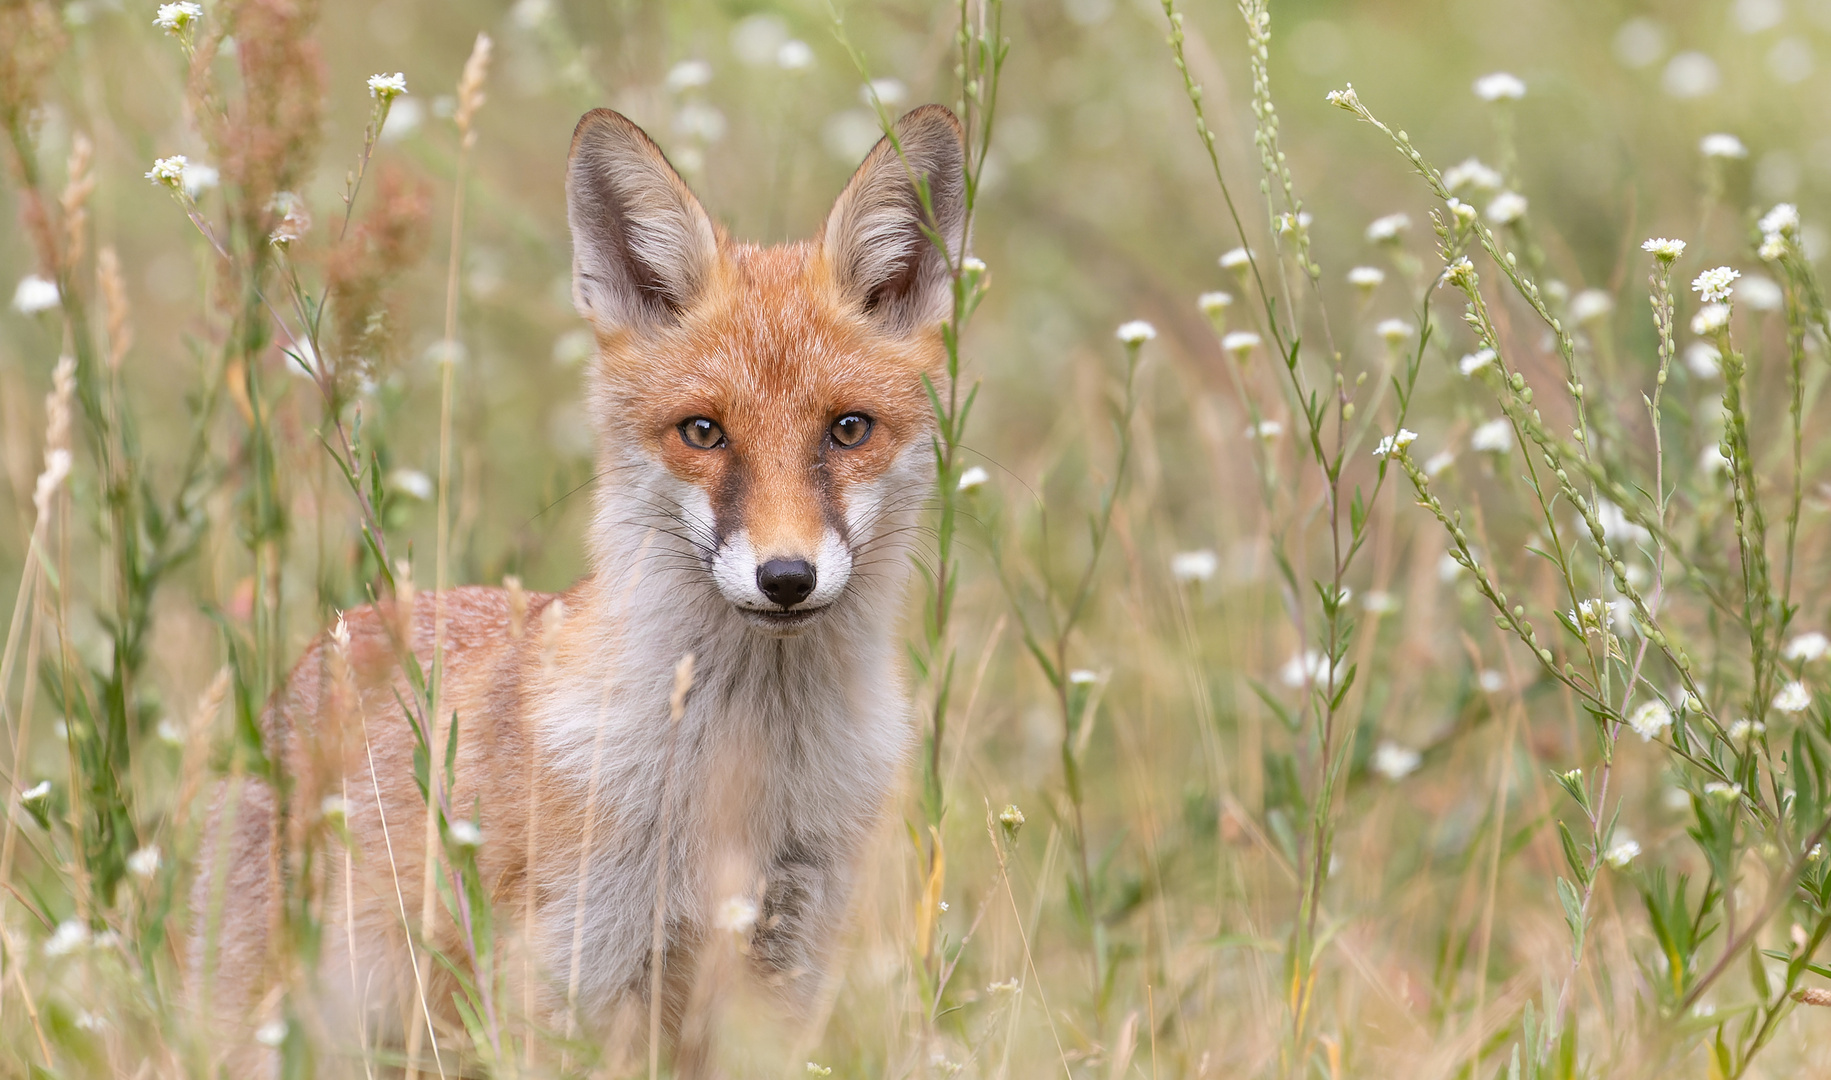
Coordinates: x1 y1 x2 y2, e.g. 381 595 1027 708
188 105 967 1075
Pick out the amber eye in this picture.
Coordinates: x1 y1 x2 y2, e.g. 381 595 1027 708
830 413 874 448
678 417 726 449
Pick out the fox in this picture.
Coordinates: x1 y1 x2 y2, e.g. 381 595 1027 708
190 103 967 1074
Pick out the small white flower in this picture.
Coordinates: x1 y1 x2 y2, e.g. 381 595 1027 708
75 1010 106 1032
127 845 162 879
1116 320 1157 345
1365 212 1411 243
1783 631 1829 662
268 190 311 247
1759 233 1789 262
960 255 987 277
1422 449 1455 477
1443 158 1504 192
1448 198 1480 225
997 805 1025 831
1570 289 1613 324
1486 192 1529 225
1704 780 1742 801
145 154 189 189
1221 330 1261 359
1376 318 1414 345
665 59 713 91
1727 718 1766 742
1324 84 1361 110
776 40 815 71
1685 341 1721 378
1478 669 1505 693
1347 266 1385 290
1692 266 1740 304
1690 304 1730 335
1219 246 1252 272
806 1064 833 1078
938 900 948 911
1699 133 1747 159
1068 669 1099 686
154 2 202 33
1470 418 1513 453
1362 590 1400 614
861 77 907 106
986 977 1022 994
180 162 219 197
1774 680 1812 714
1699 443 1730 476
1473 72 1526 101
956 465 989 493
45 920 90 957
1280 650 1338 689
255 1019 288 1047
1438 551 1467 582
1244 419 1283 440
1371 740 1422 780
387 468 433 501
1738 276 1783 312
1170 549 1218 583
22 780 51 803
1275 211 1312 236
320 795 349 824
1443 256 1478 289
447 818 483 848
1198 291 1233 317
367 72 408 100
1809 843 1825 863
1642 237 1687 261
1759 203 1800 238
1605 836 1641 867
1628 700 1674 741
714 895 760 934
1458 348 1497 376
12 274 59 315
1372 428 1418 459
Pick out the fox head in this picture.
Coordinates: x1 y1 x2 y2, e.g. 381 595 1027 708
566 105 965 633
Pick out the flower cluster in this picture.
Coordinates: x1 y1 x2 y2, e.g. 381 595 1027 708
368 72 408 101
1473 71 1526 101
1116 320 1156 345
1758 203 1798 261
1692 266 1740 304
1641 237 1686 263
1372 428 1418 459
154 2 202 35
1366 212 1410 243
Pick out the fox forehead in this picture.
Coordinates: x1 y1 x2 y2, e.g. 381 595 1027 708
597 240 944 443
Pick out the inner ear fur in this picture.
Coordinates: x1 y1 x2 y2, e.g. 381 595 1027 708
821 104 967 337
566 108 719 331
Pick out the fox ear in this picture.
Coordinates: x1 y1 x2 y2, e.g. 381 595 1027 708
822 105 966 336
566 109 719 330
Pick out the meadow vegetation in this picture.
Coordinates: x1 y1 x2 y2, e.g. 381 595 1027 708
1 0 1829 1075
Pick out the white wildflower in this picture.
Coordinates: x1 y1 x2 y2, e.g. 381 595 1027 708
1759 233 1789 262
387 468 433 501
1198 291 1233 318
1068 669 1099 686
1727 718 1766 742
776 40 815 71
986 977 1022 994
1470 418 1513 453
665 59 713 91
1276 211 1313 236
1372 428 1418 459
180 162 219 198
861 78 907 106
1595 499 1652 548
1486 192 1529 225
1219 246 1252 272
1479 669 1505 693
1699 443 1730 476
1443 255 1478 289
1705 780 1742 801
714 895 760 934
1692 266 1740 303
1347 266 1386 290
1222 330 1261 360
1684 341 1720 378
957 465 989 493
1446 198 1479 225
997 805 1025 831
1810 843 1825 862
1458 348 1497 376
447 818 483 849
1738 276 1783 312
1376 318 1414 345
1699 133 1748 159
1665 52 1721 97
12 274 59 315
1324 84 1361 110
1365 212 1411 243
1642 237 1687 261
127 845 162 879
367 72 408 101
1691 304 1730 335
154 2 201 34
1628 700 1673 741
1570 289 1614 323
1605 836 1641 867
806 1064 833 1078
1783 632 1829 662
1362 590 1400 614
1774 680 1812 714
145 154 188 189
1244 419 1283 440
1280 649 1338 689
1371 741 1422 780
1443 158 1503 192
1116 320 1157 345
1170 549 1218 583
1759 203 1800 237
320 794 349 825
1438 552 1467 582
22 780 51 804
1473 72 1526 101
255 1020 288 1047
75 1010 106 1032
1422 449 1455 477
45 920 89 957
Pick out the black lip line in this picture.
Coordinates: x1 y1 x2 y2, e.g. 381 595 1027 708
743 605 827 620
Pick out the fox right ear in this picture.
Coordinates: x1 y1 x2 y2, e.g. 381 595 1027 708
566 109 718 331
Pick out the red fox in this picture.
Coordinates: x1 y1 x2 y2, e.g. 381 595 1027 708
191 104 966 1074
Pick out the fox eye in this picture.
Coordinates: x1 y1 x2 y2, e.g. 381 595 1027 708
678 417 726 449
830 413 874 448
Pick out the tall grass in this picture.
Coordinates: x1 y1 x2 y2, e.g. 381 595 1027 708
2 0 1829 1077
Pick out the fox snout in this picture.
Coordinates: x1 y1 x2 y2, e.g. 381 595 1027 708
709 518 855 628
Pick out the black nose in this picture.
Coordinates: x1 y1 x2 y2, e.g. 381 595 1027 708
757 559 817 609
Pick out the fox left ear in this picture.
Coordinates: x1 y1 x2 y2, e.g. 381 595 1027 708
821 105 966 336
